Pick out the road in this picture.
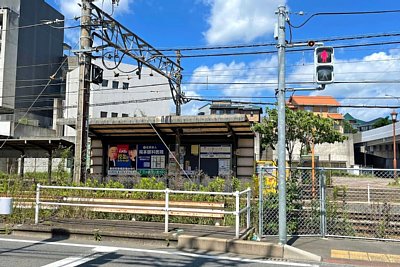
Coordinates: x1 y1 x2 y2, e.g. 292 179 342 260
0 236 349 267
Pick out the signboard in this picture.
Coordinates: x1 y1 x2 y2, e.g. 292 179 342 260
137 144 167 176
108 144 137 176
200 145 231 159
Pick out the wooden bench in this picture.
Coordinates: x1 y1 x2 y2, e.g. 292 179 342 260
15 196 225 220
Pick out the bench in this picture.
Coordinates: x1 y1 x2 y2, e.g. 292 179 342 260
15 196 225 221
62 197 225 219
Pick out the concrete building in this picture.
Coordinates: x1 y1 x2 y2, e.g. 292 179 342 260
63 58 173 137
0 0 65 173
0 0 64 132
287 95 344 133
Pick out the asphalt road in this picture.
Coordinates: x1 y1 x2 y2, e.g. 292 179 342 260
0 236 350 267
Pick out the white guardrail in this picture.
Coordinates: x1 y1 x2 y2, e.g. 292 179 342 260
34 184 252 238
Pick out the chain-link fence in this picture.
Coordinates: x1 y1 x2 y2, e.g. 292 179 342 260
260 167 400 240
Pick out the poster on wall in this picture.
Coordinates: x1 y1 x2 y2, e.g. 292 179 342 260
108 144 137 175
137 144 167 176
199 145 232 177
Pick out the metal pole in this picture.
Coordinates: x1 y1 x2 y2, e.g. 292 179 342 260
175 50 182 116
258 168 264 237
165 188 169 233
235 190 240 238
247 188 251 230
320 170 326 238
73 0 93 183
35 184 41 224
277 5 287 245
393 119 397 179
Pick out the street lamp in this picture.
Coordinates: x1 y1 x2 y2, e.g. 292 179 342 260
391 109 398 179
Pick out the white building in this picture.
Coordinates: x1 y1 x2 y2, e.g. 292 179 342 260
63 58 174 136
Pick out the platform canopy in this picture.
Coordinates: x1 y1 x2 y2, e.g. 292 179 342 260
0 137 74 158
58 114 255 138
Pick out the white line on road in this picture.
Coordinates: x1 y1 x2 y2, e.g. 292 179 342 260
0 237 318 267
40 247 118 267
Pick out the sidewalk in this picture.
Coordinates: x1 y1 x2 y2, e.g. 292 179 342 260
266 236 400 266
4 219 400 265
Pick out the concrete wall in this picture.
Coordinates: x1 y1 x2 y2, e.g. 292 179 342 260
13 124 56 138
272 134 355 167
0 7 18 113
236 138 254 177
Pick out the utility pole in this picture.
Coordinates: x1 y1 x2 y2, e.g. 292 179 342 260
174 50 182 186
73 0 93 183
276 5 287 245
175 50 182 116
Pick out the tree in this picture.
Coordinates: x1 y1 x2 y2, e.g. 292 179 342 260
372 116 391 129
252 107 347 167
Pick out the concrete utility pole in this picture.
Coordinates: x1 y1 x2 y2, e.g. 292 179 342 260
73 0 93 183
276 5 287 245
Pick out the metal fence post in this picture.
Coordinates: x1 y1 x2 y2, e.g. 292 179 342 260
35 183 41 224
164 188 169 233
258 168 264 237
319 170 326 238
235 190 240 238
246 188 251 229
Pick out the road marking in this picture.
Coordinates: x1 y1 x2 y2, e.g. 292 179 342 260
42 247 118 267
331 249 398 263
0 237 317 267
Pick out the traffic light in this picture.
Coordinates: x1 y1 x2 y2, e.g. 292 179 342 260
314 46 334 84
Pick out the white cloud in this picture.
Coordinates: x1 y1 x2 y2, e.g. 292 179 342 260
288 50 400 121
203 0 286 45
54 0 134 45
56 0 134 19
180 56 279 115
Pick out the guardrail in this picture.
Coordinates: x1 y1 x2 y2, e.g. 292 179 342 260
34 184 251 238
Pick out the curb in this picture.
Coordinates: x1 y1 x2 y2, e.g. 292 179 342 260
283 244 322 262
177 235 322 261
9 224 176 246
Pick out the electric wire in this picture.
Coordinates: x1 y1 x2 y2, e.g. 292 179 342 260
288 10 400 29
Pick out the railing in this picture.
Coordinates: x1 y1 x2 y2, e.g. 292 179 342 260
34 184 252 238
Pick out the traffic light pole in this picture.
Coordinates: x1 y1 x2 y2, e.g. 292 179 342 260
276 5 287 245
73 0 93 183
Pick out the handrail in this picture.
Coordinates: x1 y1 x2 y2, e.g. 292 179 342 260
34 184 251 238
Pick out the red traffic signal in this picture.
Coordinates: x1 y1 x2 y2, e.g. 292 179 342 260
315 47 333 64
314 46 334 84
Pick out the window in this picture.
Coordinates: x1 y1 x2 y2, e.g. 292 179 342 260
102 79 108 87
111 112 118 117
112 81 119 89
122 82 129 90
304 106 313 112
215 110 223 115
328 107 338 113
100 111 107 118
122 113 129 117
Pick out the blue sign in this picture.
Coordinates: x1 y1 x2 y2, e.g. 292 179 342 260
137 144 167 170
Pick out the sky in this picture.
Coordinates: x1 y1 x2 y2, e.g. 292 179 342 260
46 0 400 121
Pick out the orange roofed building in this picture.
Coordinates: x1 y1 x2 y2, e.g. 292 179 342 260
287 95 344 133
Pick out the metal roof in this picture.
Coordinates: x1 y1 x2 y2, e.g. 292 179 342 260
59 114 255 138
0 137 75 158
